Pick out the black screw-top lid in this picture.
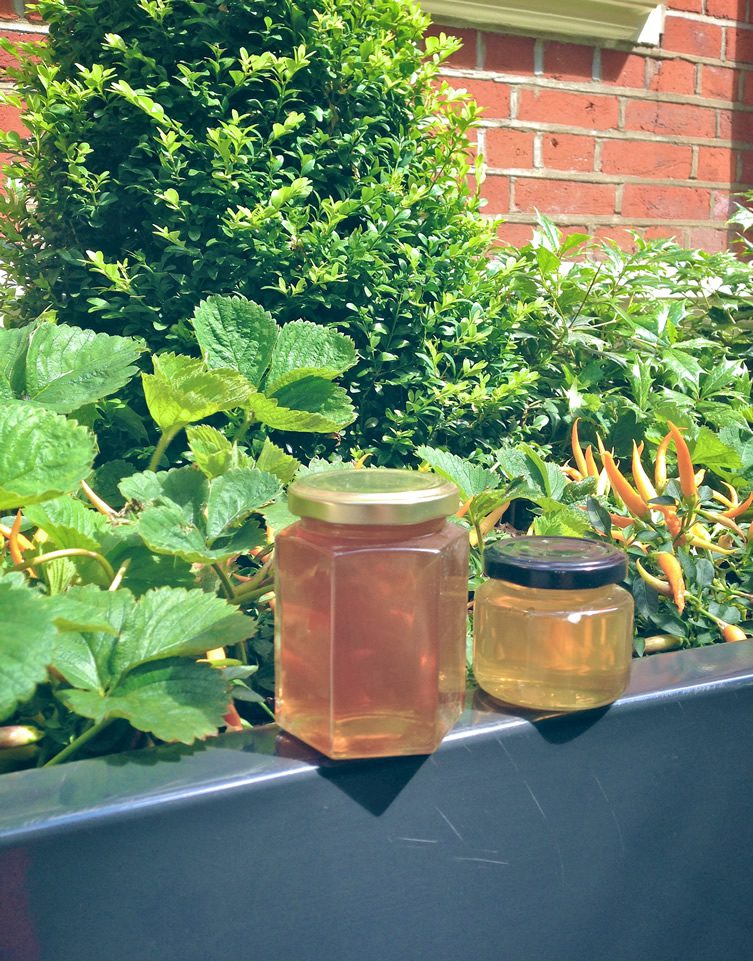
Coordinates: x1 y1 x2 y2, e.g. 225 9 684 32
484 536 627 590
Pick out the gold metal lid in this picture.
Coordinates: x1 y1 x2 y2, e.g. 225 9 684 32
287 468 459 525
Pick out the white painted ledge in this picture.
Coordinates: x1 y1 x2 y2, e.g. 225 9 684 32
422 0 665 44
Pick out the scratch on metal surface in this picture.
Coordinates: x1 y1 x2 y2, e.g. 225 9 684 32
496 736 520 771
609 808 626 855
454 856 510 866
396 837 439 844
435 806 464 842
523 780 547 821
592 773 609 803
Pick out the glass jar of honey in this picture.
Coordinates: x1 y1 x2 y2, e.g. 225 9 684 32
275 468 469 759
473 537 633 711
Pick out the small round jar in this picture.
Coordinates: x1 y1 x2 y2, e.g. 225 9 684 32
473 537 634 711
275 468 469 759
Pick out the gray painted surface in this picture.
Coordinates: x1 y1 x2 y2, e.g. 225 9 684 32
1 642 753 961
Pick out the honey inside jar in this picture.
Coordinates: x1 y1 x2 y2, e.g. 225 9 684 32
473 537 634 711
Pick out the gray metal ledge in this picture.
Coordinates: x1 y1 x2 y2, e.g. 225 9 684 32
2 641 753 961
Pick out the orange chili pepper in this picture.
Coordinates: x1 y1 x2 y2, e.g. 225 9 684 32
602 452 650 520
698 509 743 537
667 421 698 501
571 419 588 479
723 490 753 519
469 502 510 547
584 445 599 480
456 497 473 519
632 441 658 502
656 552 685 614
9 511 36 578
722 624 747 643
609 513 635 530
654 430 672 494
635 558 673 597
650 503 684 542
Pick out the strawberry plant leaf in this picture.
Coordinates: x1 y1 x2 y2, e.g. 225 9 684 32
137 502 216 564
0 573 57 721
111 587 255 676
0 400 96 510
205 468 281 540
104 530 196 595
23 324 144 413
255 438 300 484
416 445 497 498
258 498 298 536
264 320 356 393
0 327 30 401
61 658 229 744
191 295 277 388
119 466 208 521
250 380 355 432
186 425 234 478
25 495 109 551
142 353 252 432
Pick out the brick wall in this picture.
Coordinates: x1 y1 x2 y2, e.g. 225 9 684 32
430 0 753 250
0 1 751 250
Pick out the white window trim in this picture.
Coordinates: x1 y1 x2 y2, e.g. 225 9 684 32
421 0 665 45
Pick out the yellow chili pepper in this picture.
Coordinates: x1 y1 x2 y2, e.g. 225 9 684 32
723 490 753 519
655 552 685 614
469 502 510 547
643 634 683 654
667 421 697 501
698 509 744 537
686 524 736 555
571 419 588 479
654 430 672 494
631 441 658 502
602 452 650 520
584 445 599 480
80 479 117 516
353 453 371 470
0 523 33 552
722 624 747 643
635 558 673 597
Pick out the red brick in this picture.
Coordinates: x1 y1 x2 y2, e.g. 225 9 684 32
687 226 730 251
541 132 595 171
642 224 685 241
667 0 702 11
697 145 735 180
646 58 697 95
480 174 510 214
518 89 619 131
739 148 753 182
496 221 535 247
0 1 24 20
0 103 27 136
725 25 753 63
446 78 510 121
424 24 478 69
600 50 646 87
663 16 723 59
484 128 534 168
483 33 536 74
543 41 594 81
591 226 637 247
601 139 693 178
744 70 753 103
716 107 752 141
705 0 745 19
625 100 716 138
711 187 736 218
0 28 40 77
514 177 616 215
622 184 711 219
700 64 740 99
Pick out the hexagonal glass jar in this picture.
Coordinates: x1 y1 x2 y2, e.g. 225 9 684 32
275 469 468 759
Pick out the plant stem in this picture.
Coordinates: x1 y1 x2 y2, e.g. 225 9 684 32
473 515 485 568
148 424 182 472
212 563 236 601
44 718 113 767
13 548 115 582
233 580 274 606
233 411 256 445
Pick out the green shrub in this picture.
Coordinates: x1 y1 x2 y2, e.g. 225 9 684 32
0 0 525 461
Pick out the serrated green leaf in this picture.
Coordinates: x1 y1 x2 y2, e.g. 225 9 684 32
257 498 298 536
416 445 496 498
111 587 255 677
142 353 252 432
205 468 281 540
104 528 196 594
186 425 234 478
0 327 30 400
265 320 356 392
191 295 277 387
25 495 109 551
119 466 207 522
249 380 356 432
23 324 143 413
532 505 591 537
690 427 743 472
0 573 57 720
137 502 215 564
0 401 96 510
255 438 300 484
62 658 229 744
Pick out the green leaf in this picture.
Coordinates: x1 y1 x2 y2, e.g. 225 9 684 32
205 469 281 540
532 504 592 537
586 496 612 536
0 573 57 720
23 324 143 413
249 380 356 432
690 427 743 473
0 401 96 510
142 353 252 432
258 498 298 536
111 587 255 676
191 295 277 387
255 438 300 484
265 320 356 392
120 466 208 521
416 445 497 498
137 501 264 564
0 327 30 400
104 529 196 595
519 444 566 500
186 425 234 478
25 496 109 551
62 658 229 744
